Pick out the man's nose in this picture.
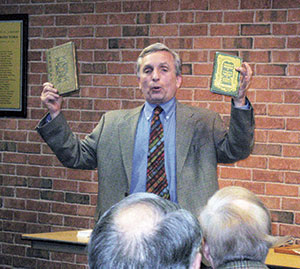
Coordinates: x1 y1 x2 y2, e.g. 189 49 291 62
152 69 159 81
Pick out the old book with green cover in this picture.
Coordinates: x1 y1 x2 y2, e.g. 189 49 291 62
210 52 242 97
46 41 79 96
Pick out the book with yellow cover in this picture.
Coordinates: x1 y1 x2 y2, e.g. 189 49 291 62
46 41 79 96
210 52 242 97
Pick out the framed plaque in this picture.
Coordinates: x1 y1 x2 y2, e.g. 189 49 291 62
0 14 28 118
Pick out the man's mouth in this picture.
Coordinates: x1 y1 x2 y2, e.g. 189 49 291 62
151 86 161 91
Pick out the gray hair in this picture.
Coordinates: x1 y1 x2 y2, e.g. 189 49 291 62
199 186 290 268
88 192 202 269
136 42 182 78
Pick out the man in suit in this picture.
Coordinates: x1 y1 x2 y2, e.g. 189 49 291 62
88 192 203 269
36 43 254 220
198 186 290 269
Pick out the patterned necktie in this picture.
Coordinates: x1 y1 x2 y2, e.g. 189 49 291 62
146 106 170 200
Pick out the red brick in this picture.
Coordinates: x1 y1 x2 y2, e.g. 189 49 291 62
270 157 300 171
256 90 283 103
256 10 287 22
96 1 121 13
273 24 297 35
194 37 222 49
181 76 208 88
108 88 135 99
252 143 281 156
56 15 79 26
195 11 222 22
242 24 271 35
166 12 194 23
288 64 300 76
94 99 121 111
254 37 286 49
282 197 300 211
210 0 239 10
266 183 298 197
272 51 300 62
137 13 164 24
64 216 90 228
251 104 266 115
268 104 299 116
285 172 300 184
176 89 193 101
211 24 239 36
288 9 300 21
254 130 268 143
269 131 299 144
194 63 213 75
273 0 300 9
255 117 284 129
280 224 300 239
94 75 120 86
179 24 207 36
282 145 300 158
287 37 300 48
69 27 94 37
52 203 77 215
241 0 271 9
121 75 139 87
150 25 179 36
38 213 63 225
194 89 222 101
123 1 149 12
234 181 266 195
253 170 284 183
82 14 107 25
151 0 179 11
256 64 286 76
96 26 122 37
260 196 281 210
164 38 193 49
108 63 135 74
223 37 253 49
220 167 251 180
270 77 300 89
181 0 208 10
224 11 254 23
77 205 95 217
237 156 267 169
69 3 94 13
79 182 98 193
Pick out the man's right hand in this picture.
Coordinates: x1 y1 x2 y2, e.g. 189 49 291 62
41 82 63 119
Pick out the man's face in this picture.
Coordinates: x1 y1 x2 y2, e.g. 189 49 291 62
138 51 182 104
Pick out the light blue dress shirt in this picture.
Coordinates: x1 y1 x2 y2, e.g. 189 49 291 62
130 97 178 203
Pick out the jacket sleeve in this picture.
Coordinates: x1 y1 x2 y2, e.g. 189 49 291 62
214 98 255 163
36 112 102 170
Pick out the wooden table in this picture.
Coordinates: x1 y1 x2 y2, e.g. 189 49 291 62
22 230 300 268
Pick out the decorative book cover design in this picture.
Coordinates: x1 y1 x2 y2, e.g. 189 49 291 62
46 41 79 96
210 52 242 97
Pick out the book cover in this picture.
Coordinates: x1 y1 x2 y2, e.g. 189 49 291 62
210 52 242 98
46 41 79 96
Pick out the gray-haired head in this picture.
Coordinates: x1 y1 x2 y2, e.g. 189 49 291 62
199 186 290 268
136 43 182 78
88 192 202 269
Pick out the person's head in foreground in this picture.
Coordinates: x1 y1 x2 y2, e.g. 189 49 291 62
198 186 290 269
88 192 202 269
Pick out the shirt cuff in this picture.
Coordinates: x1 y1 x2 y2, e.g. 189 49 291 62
233 98 250 110
45 113 52 123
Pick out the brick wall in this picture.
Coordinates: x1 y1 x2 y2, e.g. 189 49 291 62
0 0 300 268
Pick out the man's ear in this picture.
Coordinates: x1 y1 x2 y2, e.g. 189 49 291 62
176 75 182 89
202 243 214 269
192 252 202 269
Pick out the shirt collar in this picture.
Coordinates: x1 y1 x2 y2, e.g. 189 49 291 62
144 98 176 121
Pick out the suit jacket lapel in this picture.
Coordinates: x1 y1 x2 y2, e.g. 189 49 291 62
176 102 195 181
118 105 144 187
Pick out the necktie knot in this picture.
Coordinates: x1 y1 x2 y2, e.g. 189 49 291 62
154 106 163 115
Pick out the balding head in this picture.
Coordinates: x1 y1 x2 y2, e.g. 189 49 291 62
88 193 202 269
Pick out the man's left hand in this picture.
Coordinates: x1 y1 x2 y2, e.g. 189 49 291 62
233 62 252 107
